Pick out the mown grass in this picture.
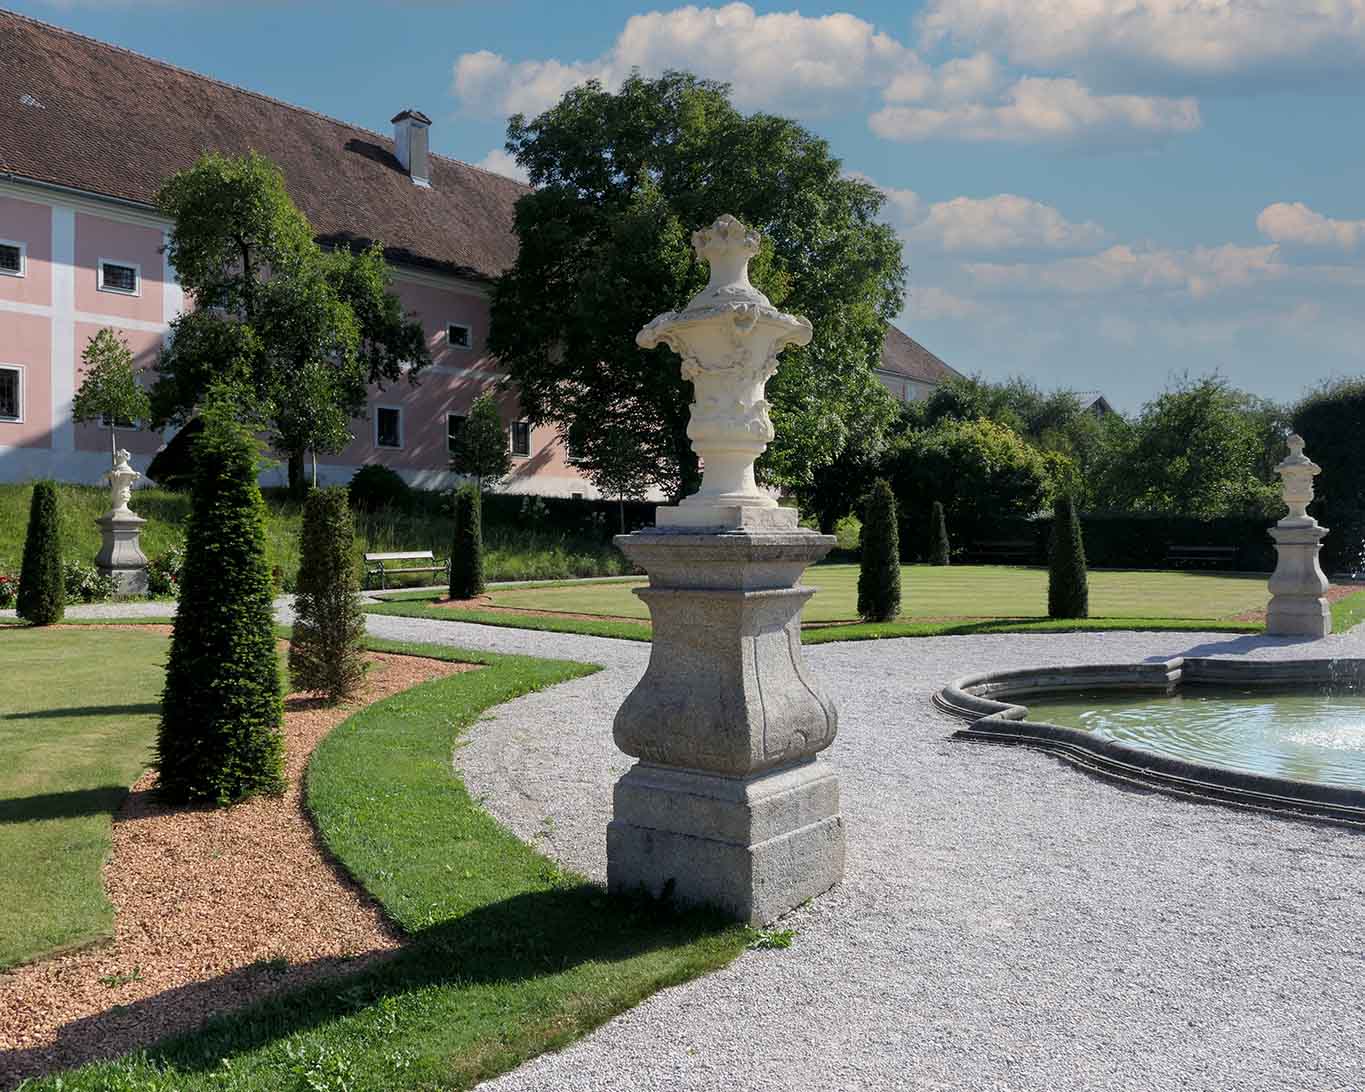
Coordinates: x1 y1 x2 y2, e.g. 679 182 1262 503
484 564 1273 623
18 634 749 1091
0 483 629 589
1333 590 1365 632
0 627 167 969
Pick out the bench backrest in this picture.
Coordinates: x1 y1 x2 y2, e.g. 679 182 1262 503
364 551 436 563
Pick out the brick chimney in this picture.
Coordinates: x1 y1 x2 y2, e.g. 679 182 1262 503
392 109 432 187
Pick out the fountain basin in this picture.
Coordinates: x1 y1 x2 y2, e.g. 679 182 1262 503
936 658 1365 828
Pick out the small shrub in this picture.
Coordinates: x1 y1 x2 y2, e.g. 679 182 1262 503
157 407 284 805
0 572 16 609
857 478 901 623
1048 495 1089 619
450 485 484 599
289 487 367 703
146 545 185 598
348 464 410 513
17 482 64 624
927 500 950 566
63 560 117 603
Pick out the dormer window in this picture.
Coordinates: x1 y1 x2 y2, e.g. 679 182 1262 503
98 260 140 296
447 323 472 350
0 241 24 277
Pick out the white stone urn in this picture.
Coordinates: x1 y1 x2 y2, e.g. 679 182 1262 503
95 448 149 596
610 215 843 925
637 214 812 530
1266 434 1330 637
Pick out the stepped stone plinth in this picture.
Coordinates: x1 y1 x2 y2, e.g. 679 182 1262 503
608 216 844 924
95 449 149 597
1266 434 1330 638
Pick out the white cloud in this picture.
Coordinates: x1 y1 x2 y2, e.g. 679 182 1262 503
966 243 1285 298
918 0 1365 88
473 148 530 185
1257 202 1365 250
452 3 910 118
870 76 1200 143
910 286 981 320
908 194 1106 252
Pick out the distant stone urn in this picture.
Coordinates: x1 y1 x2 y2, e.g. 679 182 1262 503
1266 434 1330 638
95 448 149 596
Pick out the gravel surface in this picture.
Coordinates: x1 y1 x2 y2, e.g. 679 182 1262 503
434 620 1365 1092
0 596 292 621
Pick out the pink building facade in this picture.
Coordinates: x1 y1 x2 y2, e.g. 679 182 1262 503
0 176 593 495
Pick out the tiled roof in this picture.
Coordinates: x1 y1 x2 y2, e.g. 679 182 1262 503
878 325 963 385
0 9 529 280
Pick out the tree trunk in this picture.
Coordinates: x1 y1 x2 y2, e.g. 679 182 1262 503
618 497 626 535
287 449 307 498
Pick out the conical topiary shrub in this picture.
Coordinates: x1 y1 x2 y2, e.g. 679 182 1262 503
157 407 284 804
857 478 901 623
450 484 484 599
17 482 64 625
1048 495 1089 619
289 487 367 703
927 500 951 566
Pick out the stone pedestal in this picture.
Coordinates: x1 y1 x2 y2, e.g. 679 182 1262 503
96 510 149 596
1267 523 1330 637
95 448 149 597
608 516 845 924
1266 434 1331 638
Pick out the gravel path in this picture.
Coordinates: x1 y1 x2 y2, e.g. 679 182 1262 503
410 618 1365 1092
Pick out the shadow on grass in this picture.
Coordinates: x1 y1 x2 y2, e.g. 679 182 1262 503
0 703 161 722
0 884 732 1088
0 785 133 825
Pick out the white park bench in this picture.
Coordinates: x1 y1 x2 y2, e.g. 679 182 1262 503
363 550 450 590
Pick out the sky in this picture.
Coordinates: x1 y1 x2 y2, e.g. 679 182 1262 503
11 0 1365 412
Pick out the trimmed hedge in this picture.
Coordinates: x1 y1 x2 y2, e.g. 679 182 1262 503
962 513 1279 571
1048 496 1089 619
157 409 284 805
290 487 367 702
451 485 485 599
17 481 64 625
857 479 901 622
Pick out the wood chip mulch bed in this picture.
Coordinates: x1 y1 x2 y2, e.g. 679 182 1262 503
0 639 474 1088
1230 580 1365 623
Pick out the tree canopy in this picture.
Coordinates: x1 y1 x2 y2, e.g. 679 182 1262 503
450 392 511 490
151 152 428 492
71 328 151 461
488 71 905 501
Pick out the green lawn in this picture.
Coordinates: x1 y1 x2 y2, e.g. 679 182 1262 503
0 626 167 969
485 564 1273 623
11 629 749 1091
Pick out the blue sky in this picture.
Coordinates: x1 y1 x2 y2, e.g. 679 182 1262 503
13 0 1365 411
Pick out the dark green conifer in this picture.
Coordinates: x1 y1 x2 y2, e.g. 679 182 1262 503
857 478 901 623
17 482 64 625
927 500 951 566
289 487 367 702
157 407 284 804
1048 495 1089 619
450 484 485 599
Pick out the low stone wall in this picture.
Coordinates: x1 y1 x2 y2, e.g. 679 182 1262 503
937 657 1365 828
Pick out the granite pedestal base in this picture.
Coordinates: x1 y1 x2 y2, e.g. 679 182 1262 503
1267 522 1331 638
607 760 844 925
95 511 149 597
609 521 844 925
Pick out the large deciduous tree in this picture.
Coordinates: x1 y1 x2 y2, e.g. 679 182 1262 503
489 72 904 502
151 152 429 494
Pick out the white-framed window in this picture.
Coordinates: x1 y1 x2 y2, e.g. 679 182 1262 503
510 419 531 457
0 240 26 278
97 259 141 296
375 405 403 449
446 322 472 350
446 412 467 455
0 365 23 422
